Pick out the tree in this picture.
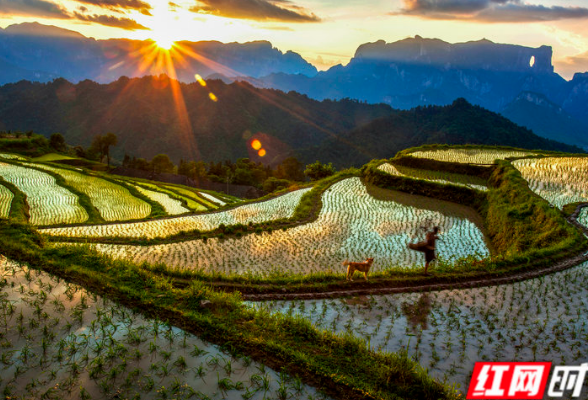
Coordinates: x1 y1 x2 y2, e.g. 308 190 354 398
263 177 290 192
304 160 336 181
49 133 66 151
90 132 118 167
275 157 305 181
150 154 175 174
73 146 86 158
178 160 207 180
102 132 118 167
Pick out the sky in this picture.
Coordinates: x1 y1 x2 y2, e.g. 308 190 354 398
1 0 588 79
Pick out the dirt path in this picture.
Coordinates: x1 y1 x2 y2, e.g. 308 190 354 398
243 203 588 301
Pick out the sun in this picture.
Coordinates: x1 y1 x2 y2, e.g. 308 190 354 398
152 34 176 50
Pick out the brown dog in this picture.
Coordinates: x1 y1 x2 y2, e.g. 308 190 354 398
343 258 374 281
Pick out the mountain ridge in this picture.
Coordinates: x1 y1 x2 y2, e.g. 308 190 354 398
0 76 580 168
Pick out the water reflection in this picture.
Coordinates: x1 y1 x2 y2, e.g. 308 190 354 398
401 293 432 331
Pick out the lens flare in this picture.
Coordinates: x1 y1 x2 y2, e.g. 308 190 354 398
258 149 266 157
251 139 262 150
195 74 207 86
209 93 218 102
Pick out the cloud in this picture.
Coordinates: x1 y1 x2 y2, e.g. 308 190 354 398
189 0 321 22
554 51 588 79
393 0 588 22
0 0 71 18
73 12 149 29
73 0 152 15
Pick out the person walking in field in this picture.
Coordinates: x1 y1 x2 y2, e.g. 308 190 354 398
408 226 441 275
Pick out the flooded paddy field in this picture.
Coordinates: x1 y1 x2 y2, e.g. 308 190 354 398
0 258 330 400
251 259 588 396
80 178 491 277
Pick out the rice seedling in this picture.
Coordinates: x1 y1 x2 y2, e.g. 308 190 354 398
137 182 209 211
513 157 588 208
578 207 588 229
0 153 27 160
378 163 487 191
0 162 87 225
199 192 226 207
25 163 151 221
409 148 537 164
251 260 588 397
83 178 489 276
0 258 330 400
131 184 189 215
42 187 311 239
0 183 13 218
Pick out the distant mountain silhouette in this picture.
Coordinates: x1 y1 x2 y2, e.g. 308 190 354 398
501 92 588 150
0 77 580 167
0 22 317 85
1 25 585 150
303 98 582 167
246 36 588 149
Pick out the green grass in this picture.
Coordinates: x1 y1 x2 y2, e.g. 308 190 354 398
0 182 13 217
98 175 166 219
0 175 28 223
0 219 458 400
30 161 154 222
135 182 206 212
163 185 209 211
18 162 104 224
32 153 77 162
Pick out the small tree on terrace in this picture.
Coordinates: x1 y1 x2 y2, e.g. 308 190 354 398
49 133 66 151
90 132 118 167
304 160 336 181
150 154 175 174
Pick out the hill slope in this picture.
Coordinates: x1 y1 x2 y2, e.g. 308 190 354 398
501 92 588 150
306 98 582 167
0 78 580 167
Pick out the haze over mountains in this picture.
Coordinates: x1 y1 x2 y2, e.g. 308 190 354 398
0 22 586 155
0 76 579 168
0 22 317 84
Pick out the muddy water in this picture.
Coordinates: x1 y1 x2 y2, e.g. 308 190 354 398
0 258 330 400
252 260 588 398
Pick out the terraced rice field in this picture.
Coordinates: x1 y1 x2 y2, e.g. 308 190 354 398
199 191 226 206
41 188 311 239
26 163 151 221
377 163 487 191
409 149 536 164
513 157 588 208
252 259 588 396
32 153 76 162
0 258 329 400
132 182 206 212
133 184 189 215
578 207 588 228
162 186 209 211
81 178 490 276
0 184 13 217
0 162 87 225
0 153 26 160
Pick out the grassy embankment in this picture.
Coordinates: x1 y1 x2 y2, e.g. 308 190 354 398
0 220 459 400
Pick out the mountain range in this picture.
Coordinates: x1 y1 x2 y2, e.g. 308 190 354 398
0 22 586 152
0 22 317 85
0 76 580 168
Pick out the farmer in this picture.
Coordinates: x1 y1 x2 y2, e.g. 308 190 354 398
408 226 441 275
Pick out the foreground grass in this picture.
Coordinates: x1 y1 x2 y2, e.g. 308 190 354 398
0 220 458 400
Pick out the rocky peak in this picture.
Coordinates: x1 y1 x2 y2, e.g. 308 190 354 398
352 36 554 74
